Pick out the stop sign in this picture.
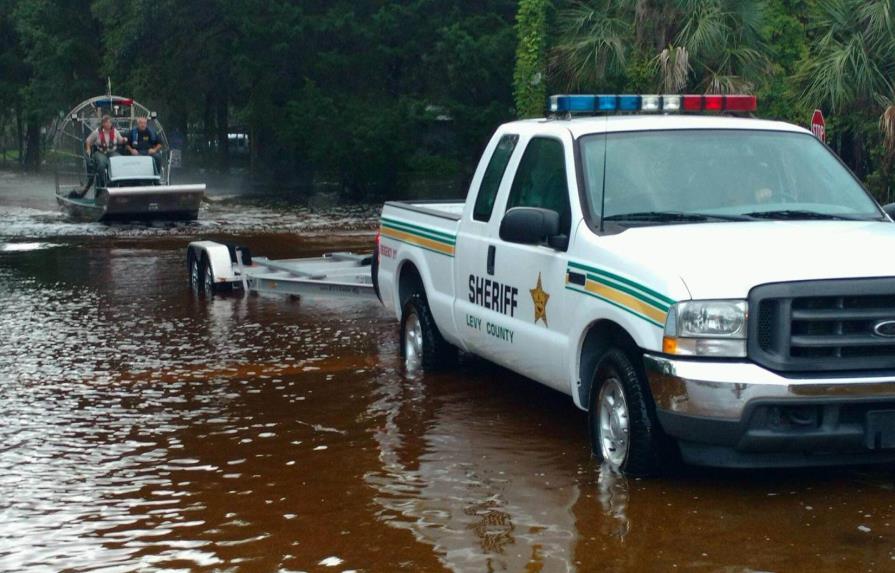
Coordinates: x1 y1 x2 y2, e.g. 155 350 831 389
811 109 826 142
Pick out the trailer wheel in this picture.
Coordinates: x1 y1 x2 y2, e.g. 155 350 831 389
187 249 202 293
401 292 456 371
200 254 218 297
588 347 671 477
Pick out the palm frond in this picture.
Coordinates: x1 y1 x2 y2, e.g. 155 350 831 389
881 103 895 161
551 1 632 89
859 0 895 40
655 45 690 92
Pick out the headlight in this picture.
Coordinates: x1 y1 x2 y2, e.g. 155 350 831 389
663 300 748 357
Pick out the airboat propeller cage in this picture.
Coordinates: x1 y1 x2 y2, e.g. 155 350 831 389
51 94 172 185
547 94 757 114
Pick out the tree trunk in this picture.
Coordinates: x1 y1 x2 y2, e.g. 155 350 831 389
15 104 24 169
24 119 41 172
216 96 229 172
851 130 866 179
204 93 214 168
249 125 255 174
1 112 6 169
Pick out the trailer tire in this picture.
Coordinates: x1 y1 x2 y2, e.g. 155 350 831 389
187 249 201 292
199 254 217 297
400 292 456 371
587 347 672 477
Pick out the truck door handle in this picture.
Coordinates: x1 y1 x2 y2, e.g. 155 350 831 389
487 245 496 275
567 271 586 286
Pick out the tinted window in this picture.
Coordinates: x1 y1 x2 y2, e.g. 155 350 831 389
473 134 519 222
580 130 881 221
505 137 571 234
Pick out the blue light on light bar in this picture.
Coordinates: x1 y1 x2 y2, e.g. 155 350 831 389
617 95 641 111
596 95 617 111
548 95 596 113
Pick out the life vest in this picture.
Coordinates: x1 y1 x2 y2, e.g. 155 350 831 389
96 127 119 151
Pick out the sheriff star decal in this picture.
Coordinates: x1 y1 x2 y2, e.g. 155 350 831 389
530 272 550 327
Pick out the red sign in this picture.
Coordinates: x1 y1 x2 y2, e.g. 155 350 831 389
811 109 825 142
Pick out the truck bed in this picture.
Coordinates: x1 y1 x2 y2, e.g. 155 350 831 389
377 199 464 343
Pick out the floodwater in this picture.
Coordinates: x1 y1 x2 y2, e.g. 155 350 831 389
2 171 895 573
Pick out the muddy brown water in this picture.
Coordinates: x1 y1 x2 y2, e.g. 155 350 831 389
2 172 895 572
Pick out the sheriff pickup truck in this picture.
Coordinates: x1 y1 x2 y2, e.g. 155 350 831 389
376 93 895 476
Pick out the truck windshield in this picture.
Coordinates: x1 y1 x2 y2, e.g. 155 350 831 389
579 129 883 224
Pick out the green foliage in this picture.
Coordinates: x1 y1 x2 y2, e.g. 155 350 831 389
0 0 517 191
795 0 895 188
554 0 769 93
755 0 809 124
552 0 894 192
513 0 550 118
0 0 891 194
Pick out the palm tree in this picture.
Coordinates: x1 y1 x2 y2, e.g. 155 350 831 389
552 0 767 94
798 0 895 171
551 1 631 90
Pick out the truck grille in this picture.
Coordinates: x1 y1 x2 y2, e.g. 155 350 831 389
749 279 895 372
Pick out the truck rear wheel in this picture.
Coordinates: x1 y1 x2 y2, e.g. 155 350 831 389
401 292 456 371
588 347 670 476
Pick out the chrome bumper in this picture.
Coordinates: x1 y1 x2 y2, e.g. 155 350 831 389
644 353 895 421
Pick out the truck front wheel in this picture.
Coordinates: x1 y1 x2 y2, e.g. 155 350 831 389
588 348 670 476
401 292 456 371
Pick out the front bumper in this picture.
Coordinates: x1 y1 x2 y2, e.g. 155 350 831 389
644 354 895 468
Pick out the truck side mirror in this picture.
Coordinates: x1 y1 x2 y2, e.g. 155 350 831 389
883 203 895 221
500 207 561 246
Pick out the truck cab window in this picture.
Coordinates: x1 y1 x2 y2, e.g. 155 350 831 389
472 134 519 222
505 137 571 235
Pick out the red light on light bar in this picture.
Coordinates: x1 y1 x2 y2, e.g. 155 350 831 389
682 95 703 111
724 95 756 112
681 94 756 113
703 95 723 111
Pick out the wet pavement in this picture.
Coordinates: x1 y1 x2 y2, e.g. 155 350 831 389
2 171 895 572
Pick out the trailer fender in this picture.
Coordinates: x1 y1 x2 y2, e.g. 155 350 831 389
187 241 238 283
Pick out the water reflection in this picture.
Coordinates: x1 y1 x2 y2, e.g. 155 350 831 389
365 362 582 572
595 466 630 541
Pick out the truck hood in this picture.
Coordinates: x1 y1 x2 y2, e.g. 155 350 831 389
607 221 895 300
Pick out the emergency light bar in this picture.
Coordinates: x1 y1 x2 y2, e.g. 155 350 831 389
548 94 756 114
95 97 134 108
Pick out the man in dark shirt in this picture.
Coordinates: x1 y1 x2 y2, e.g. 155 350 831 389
125 116 163 173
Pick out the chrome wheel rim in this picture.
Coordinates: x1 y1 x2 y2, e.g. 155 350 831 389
403 310 423 370
203 263 214 296
598 376 630 469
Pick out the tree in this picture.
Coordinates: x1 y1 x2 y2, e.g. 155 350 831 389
0 0 29 166
513 0 550 117
13 0 102 170
552 0 768 94
797 0 895 181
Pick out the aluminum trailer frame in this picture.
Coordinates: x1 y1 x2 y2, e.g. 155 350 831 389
187 240 377 300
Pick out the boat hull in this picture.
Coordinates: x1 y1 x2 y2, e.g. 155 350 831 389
56 184 205 222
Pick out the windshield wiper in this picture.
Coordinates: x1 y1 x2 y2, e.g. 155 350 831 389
603 211 751 223
741 209 862 221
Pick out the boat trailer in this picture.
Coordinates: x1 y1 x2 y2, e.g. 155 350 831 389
186 240 378 300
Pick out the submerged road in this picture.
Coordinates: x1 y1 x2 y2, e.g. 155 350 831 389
1 171 894 572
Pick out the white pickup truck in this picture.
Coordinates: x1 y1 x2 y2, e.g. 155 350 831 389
376 94 895 476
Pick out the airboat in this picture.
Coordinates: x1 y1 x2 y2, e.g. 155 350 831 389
52 95 205 222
